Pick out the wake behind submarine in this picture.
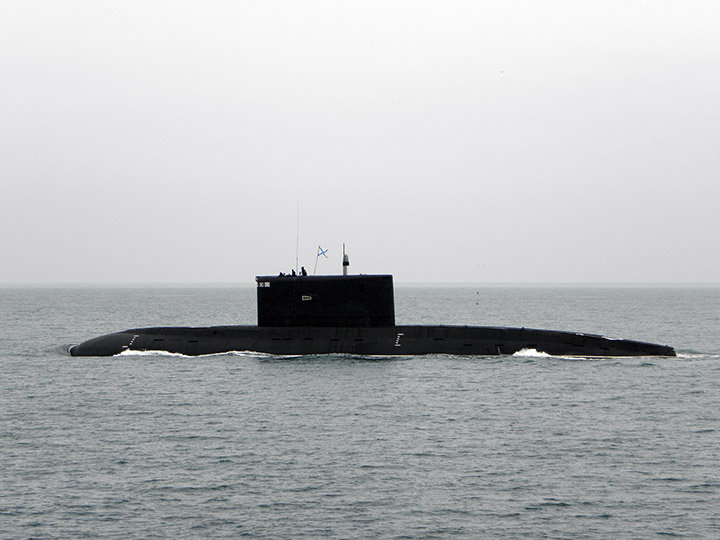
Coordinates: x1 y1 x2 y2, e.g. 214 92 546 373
70 255 675 358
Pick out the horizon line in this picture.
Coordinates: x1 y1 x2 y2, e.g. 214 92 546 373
2 281 719 288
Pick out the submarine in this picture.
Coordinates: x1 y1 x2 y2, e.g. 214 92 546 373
70 256 675 358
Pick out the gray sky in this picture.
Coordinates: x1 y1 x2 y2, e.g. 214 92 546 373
2 1 718 284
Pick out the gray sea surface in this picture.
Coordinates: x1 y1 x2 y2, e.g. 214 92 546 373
1 285 719 539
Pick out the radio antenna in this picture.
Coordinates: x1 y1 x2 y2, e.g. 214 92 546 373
295 202 300 273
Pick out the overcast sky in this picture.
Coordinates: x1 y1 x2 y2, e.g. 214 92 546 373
2 1 718 284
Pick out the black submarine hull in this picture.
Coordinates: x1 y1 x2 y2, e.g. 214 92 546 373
70 325 675 357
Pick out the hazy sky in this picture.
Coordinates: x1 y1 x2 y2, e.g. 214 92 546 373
2 1 718 284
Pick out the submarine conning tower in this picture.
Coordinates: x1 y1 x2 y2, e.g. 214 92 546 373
256 274 395 327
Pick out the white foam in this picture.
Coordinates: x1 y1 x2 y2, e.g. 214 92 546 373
115 349 189 358
513 348 552 358
677 352 720 359
114 349 278 359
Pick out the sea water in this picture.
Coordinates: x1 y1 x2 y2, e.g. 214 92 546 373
1 285 718 539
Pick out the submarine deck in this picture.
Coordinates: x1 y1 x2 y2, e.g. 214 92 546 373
70 324 676 357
